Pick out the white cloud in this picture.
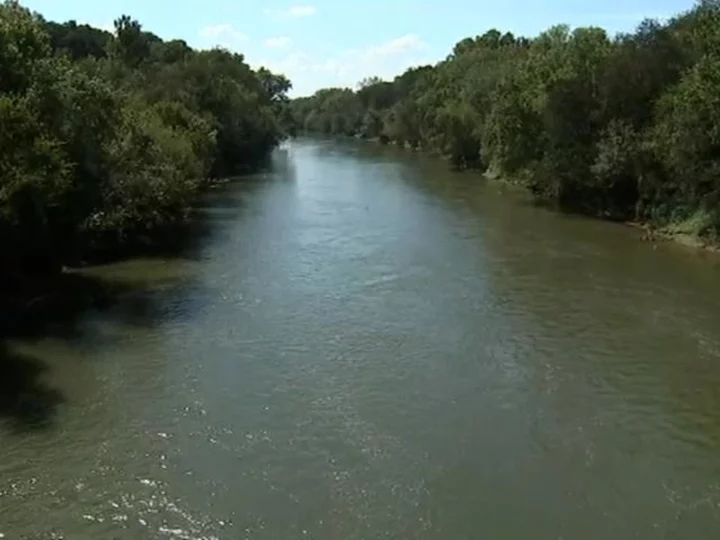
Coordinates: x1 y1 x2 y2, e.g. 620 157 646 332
288 5 316 17
358 34 426 59
251 34 434 97
265 4 317 18
264 36 292 49
198 24 249 49
255 52 312 76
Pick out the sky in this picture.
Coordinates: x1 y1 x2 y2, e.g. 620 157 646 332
22 0 694 97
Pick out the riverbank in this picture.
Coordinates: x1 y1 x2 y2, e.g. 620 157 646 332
492 175 720 254
351 134 720 254
627 221 720 253
0 173 247 338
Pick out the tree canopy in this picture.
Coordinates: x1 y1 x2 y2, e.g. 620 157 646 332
0 0 291 276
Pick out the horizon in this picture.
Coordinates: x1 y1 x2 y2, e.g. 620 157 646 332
21 0 694 97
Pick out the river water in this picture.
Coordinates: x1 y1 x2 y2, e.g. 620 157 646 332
2 138 720 539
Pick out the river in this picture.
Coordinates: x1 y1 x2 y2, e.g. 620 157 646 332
2 137 720 539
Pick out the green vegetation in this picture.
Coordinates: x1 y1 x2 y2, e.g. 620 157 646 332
291 0 720 243
0 0 291 281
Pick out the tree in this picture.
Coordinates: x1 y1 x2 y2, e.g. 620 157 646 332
45 20 112 59
109 15 150 68
0 0 289 278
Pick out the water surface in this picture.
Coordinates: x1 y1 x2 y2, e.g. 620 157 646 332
2 138 720 539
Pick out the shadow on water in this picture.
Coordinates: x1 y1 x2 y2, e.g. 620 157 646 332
0 264 187 431
0 171 276 432
0 342 65 433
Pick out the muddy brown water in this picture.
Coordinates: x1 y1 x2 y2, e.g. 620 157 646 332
2 138 720 539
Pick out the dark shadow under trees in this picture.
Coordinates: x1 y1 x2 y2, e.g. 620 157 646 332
0 342 64 432
0 175 264 432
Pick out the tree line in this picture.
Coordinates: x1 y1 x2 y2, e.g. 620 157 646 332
0 0 291 279
291 0 720 242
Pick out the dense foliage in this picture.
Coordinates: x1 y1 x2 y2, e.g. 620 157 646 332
0 1 290 276
291 0 720 241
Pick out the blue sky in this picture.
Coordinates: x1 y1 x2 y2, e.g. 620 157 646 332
22 0 693 96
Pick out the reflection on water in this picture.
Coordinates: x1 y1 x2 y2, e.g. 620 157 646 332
2 138 720 539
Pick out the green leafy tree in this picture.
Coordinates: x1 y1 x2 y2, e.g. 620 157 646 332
109 15 150 68
0 0 289 278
